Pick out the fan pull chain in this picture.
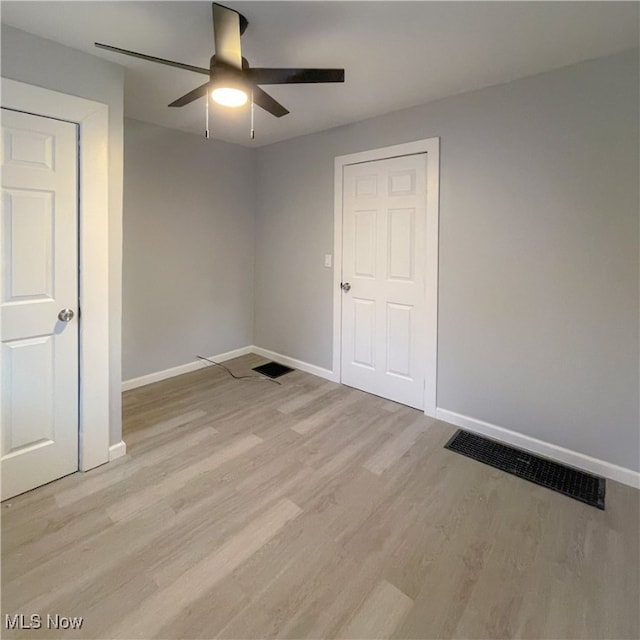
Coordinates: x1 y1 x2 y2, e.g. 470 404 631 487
205 92 210 139
250 90 255 140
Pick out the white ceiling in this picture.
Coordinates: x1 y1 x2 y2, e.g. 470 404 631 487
2 1 638 147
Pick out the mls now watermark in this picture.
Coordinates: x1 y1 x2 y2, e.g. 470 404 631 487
5 614 84 630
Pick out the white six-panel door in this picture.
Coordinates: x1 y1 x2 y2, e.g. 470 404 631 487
1 108 79 500
341 154 427 409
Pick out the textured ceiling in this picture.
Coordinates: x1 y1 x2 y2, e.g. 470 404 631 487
2 1 638 147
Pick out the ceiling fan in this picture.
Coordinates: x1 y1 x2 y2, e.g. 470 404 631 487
95 2 345 120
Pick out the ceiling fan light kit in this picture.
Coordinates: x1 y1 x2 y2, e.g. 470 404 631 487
95 2 345 139
211 87 247 107
208 60 250 106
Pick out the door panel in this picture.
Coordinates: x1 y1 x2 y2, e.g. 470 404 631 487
1 108 79 500
341 154 426 409
387 207 415 281
386 303 412 378
353 298 376 368
354 210 377 278
5 189 55 299
3 336 55 449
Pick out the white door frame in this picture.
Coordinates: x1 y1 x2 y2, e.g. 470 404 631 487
2 78 111 471
333 137 440 417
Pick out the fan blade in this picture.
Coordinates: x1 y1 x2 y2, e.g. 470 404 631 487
252 87 289 118
248 68 345 85
169 82 210 107
212 3 242 69
95 43 209 75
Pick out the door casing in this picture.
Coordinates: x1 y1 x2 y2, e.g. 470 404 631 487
333 138 440 417
1 78 111 471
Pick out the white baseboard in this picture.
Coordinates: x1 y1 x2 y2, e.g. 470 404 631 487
108 440 127 461
436 408 640 489
250 346 338 382
122 346 255 391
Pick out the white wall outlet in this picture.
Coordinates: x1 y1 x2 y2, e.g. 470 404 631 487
324 254 332 268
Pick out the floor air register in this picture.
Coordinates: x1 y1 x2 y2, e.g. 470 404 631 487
252 361 294 379
445 430 605 509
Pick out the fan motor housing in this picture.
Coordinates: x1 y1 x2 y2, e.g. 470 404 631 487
209 55 250 71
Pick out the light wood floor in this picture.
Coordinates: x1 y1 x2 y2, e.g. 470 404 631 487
2 354 639 639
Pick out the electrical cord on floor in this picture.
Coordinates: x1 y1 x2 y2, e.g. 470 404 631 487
196 355 282 385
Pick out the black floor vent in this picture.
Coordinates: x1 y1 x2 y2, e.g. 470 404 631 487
252 361 294 379
445 430 605 509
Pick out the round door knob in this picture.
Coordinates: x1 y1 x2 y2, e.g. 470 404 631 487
58 309 75 322
340 282 351 292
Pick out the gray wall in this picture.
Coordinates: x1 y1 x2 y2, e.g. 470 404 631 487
254 50 639 471
122 119 255 380
5 26 634 471
1 25 125 447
